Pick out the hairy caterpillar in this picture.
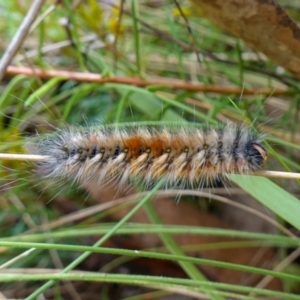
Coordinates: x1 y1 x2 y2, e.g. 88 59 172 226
26 123 267 189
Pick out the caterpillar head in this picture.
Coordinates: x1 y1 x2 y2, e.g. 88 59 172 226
246 142 267 167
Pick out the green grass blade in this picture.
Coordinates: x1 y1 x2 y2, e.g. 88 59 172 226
144 201 227 300
229 175 300 231
25 77 66 107
25 179 165 300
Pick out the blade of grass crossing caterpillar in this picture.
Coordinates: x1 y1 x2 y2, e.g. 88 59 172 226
228 175 300 231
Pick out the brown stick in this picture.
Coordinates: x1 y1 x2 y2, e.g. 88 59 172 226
5 65 287 96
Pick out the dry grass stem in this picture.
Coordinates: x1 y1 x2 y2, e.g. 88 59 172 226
0 153 49 162
1 153 300 180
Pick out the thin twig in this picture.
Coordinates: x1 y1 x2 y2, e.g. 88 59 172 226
1 153 300 180
173 0 201 63
5 65 288 95
251 247 300 295
0 0 46 81
22 190 296 238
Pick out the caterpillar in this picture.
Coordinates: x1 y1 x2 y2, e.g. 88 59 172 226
26 123 267 189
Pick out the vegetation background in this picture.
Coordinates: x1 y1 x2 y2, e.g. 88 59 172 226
1 0 300 299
